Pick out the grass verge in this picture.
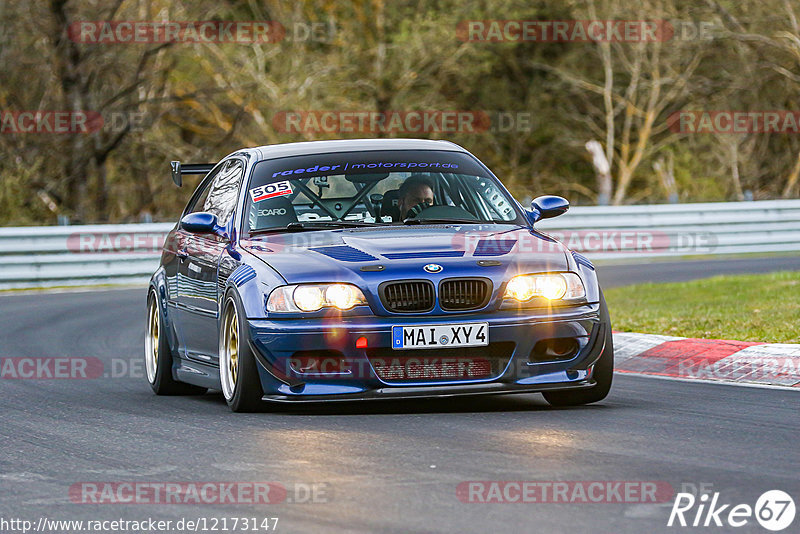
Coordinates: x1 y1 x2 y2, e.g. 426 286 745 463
604 271 800 343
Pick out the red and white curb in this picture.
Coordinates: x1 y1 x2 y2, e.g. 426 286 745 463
612 332 800 388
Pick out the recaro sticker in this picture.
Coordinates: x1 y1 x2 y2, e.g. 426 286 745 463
250 180 293 202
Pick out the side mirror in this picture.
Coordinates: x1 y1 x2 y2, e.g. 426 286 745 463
180 212 220 234
527 195 569 224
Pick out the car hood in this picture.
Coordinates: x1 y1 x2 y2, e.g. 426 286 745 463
240 225 570 285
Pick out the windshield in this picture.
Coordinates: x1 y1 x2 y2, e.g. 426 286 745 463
242 150 524 234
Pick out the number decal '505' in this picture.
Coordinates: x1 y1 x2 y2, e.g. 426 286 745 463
250 181 293 202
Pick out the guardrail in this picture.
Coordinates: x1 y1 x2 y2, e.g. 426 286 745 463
1 199 799 289
537 198 800 259
0 223 172 289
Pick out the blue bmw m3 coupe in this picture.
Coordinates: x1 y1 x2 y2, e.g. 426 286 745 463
146 139 613 412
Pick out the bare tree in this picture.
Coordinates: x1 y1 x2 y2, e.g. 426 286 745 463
532 0 707 204
43 0 171 220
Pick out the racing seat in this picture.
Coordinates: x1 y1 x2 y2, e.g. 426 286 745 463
380 189 401 221
254 196 298 229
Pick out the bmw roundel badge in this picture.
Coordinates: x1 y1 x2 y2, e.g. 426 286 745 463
423 263 443 273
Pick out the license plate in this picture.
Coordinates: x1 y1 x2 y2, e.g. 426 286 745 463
391 323 488 350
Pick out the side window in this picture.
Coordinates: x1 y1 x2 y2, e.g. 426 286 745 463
185 167 220 216
203 160 243 225
185 160 243 226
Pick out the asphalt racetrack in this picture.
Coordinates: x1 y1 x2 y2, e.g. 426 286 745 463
1 256 798 533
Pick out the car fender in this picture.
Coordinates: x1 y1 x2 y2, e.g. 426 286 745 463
220 250 285 320
148 267 181 359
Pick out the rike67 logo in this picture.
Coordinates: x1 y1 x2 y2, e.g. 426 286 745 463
668 489 795 531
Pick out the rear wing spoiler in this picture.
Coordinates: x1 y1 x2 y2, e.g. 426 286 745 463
170 161 215 187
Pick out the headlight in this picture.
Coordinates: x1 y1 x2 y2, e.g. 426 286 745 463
504 273 585 303
324 284 364 310
267 283 367 313
294 285 325 312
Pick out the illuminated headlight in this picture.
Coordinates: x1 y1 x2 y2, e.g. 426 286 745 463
504 273 585 303
267 283 367 313
294 285 325 312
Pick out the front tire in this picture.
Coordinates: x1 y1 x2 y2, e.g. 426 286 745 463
219 291 264 412
542 292 614 407
146 291 207 396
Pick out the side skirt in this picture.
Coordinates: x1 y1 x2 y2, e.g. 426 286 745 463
174 357 221 390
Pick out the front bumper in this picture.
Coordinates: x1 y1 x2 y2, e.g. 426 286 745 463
247 303 608 402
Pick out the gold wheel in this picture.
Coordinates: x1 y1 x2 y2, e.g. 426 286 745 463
227 310 239 387
145 296 159 384
220 300 240 400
